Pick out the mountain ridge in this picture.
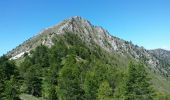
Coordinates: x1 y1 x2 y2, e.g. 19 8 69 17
7 16 170 80
7 16 135 56
7 16 114 58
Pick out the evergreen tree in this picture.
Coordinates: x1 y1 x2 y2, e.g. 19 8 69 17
25 65 42 97
43 65 59 99
32 45 49 68
0 68 5 99
20 55 33 77
4 76 21 100
97 80 113 100
47 42 68 99
58 55 84 100
0 56 20 100
48 85 58 100
124 62 154 100
21 46 49 97
83 71 99 100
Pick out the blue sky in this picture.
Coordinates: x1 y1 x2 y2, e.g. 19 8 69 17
0 0 170 56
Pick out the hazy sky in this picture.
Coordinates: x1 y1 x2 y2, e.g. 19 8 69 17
0 0 170 56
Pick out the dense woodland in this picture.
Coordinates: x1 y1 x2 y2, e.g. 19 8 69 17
0 33 156 100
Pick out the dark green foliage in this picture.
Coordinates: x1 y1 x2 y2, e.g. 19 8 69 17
4 76 21 100
0 56 17 80
58 55 85 100
97 80 113 100
19 55 33 77
83 61 116 100
48 85 58 100
83 71 99 99
46 38 68 99
0 78 5 98
1 32 157 100
32 45 49 68
24 65 42 97
124 62 155 100
20 45 50 97
0 56 20 100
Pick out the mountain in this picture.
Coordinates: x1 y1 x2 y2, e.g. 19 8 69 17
150 49 170 63
5 16 170 99
7 16 169 77
150 49 170 78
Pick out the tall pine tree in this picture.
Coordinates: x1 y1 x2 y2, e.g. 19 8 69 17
124 62 154 100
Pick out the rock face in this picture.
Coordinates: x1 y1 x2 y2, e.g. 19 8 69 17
7 16 170 78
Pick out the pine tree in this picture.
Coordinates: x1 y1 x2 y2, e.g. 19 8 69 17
20 55 33 77
4 76 21 100
47 42 68 99
25 65 42 97
32 45 49 68
83 71 98 100
0 56 20 100
0 68 5 99
124 62 154 100
97 80 113 100
48 85 58 100
58 55 84 100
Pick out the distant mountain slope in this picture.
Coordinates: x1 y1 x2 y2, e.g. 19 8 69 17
150 49 170 62
150 49 170 79
7 16 170 81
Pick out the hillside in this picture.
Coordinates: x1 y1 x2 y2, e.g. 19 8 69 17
1 16 170 100
150 49 170 80
7 16 170 79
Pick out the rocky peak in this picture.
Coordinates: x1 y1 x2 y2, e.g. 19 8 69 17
69 16 92 27
7 16 110 58
55 16 94 35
